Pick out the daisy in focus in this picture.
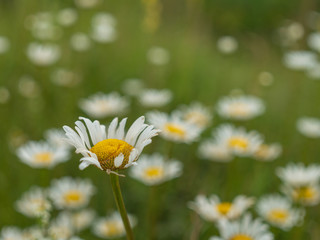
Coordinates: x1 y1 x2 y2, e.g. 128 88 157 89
93 212 137 239
139 88 173 108
216 95 265 121
198 140 233 162
253 143 282 162
16 141 70 169
129 153 182 186
256 194 304 230
63 116 160 174
49 177 95 210
189 194 254 222
296 117 320 138
209 214 273 240
147 111 202 143
79 92 129 119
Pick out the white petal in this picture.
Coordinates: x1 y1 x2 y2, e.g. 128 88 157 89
114 153 124 168
107 117 118 139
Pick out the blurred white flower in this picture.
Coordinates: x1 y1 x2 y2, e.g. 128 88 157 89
49 177 96 210
217 36 238 54
79 92 130 119
130 153 182 186
257 194 304 230
72 209 96 232
307 63 320 79
147 47 170 65
121 78 144 97
56 8 78 27
17 141 70 169
0 36 10 54
139 88 172 108
93 212 137 239
0 227 23 240
51 68 82 87
74 0 101 8
21 226 44 240
308 32 320 52
70 33 91 52
198 140 233 162
258 71 274 86
0 87 10 104
18 76 40 98
49 213 75 240
297 117 320 138
283 51 317 70
253 143 282 162
217 95 265 121
189 195 254 222
91 13 117 43
27 43 60 66
44 128 70 149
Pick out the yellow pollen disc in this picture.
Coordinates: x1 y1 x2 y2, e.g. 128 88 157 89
164 123 185 137
228 137 249 150
230 103 249 117
104 221 122 236
34 152 53 164
64 191 82 203
216 202 232 215
268 209 289 223
230 234 253 240
90 139 134 171
144 167 164 178
293 186 316 201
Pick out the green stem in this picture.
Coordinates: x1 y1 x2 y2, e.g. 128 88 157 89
110 173 134 240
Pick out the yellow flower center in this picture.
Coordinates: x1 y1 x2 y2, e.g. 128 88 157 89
64 191 83 204
34 152 53 164
229 103 249 117
228 137 249 149
268 209 289 223
185 112 208 127
293 186 316 201
90 139 134 171
104 221 123 236
254 144 269 158
144 167 164 179
216 202 232 215
230 234 253 240
164 123 185 137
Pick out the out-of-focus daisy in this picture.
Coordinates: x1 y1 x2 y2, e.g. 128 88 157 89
209 214 273 240
51 68 82 87
308 32 320 52
0 87 10 104
15 187 51 219
21 227 44 240
71 209 96 232
91 13 117 43
147 47 170 65
297 117 320 138
93 212 137 239
129 153 182 186
70 33 91 52
74 0 101 8
44 128 69 149
18 76 40 98
0 36 10 54
258 72 274 86
139 89 172 108
198 140 233 162
253 143 282 162
147 111 202 143
49 177 95 210
217 36 238 54
121 78 144 97
282 184 320 206
175 102 212 129
256 194 304 230
307 63 320 79
217 95 265 121
17 141 70 169
189 195 254 222
213 124 263 157
277 21 304 46
63 116 160 174
56 8 78 27
0 227 22 240
49 213 74 240
283 51 317 70
27 43 60 66
79 92 129 119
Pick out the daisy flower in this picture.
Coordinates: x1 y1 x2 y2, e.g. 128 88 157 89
71 209 96 232
213 124 263 157
308 32 320 52
139 89 173 108
63 116 160 175
217 36 238 54
49 213 75 240
147 47 170 65
283 51 317 70
0 36 10 54
51 68 82 87
209 214 273 240
74 0 101 8
189 194 254 222
297 117 320 138
256 194 304 230
27 42 60 66
129 153 182 186
56 8 78 27
16 141 70 169
70 33 91 52
91 13 117 43
0 227 22 240
253 143 282 162
44 128 70 149
217 95 265 121
121 78 144 97
79 92 129 119
147 111 202 143
93 212 137 239
49 177 95 210
198 140 233 162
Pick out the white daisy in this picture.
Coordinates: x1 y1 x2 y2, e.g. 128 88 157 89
209 214 273 240
213 124 263 157
307 63 320 79
71 209 96 232
217 36 238 54
0 87 10 104
21 226 44 240
283 51 317 70
147 111 202 143
74 0 101 8
129 153 182 186
16 141 70 169
0 36 10 54
189 194 254 222
44 128 70 149
253 143 282 162
16 187 51 219
27 43 60 66
198 140 233 162
139 89 173 108
297 117 320 138
121 78 144 97
282 184 320 206
256 194 304 230
49 177 95 210
0 227 22 240
63 116 160 174
70 33 91 52
79 92 129 119
49 213 75 240
147 47 170 65
51 68 82 87
93 212 137 239
217 95 265 121
56 8 78 27
308 32 320 52
91 13 117 43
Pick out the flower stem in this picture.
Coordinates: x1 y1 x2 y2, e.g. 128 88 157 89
110 173 134 240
